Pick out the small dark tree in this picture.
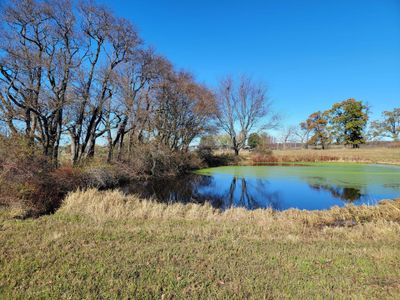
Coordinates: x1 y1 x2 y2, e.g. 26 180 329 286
247 133 261 149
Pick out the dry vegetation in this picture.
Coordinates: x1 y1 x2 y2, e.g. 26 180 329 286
0 1 399 298
1 189 400 298
0 137 128 217
61 189 400 226
242 147 400 165
0 136 205 217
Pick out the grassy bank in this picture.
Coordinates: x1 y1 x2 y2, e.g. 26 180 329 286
1 189 400 298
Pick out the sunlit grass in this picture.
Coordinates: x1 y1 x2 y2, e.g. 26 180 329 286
1 189 400 298
270 147 400 164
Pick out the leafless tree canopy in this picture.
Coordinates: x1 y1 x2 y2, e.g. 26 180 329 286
0 0 217 165
216 75 279 155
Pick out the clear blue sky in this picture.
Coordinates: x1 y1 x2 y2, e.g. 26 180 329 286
100 0 400 128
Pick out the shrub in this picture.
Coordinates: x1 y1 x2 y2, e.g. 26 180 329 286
0 137 125 217
250 150 342 164
387 142 400 148
0 136 205 216
80 165 123 189
251 148 276 164
127 143 202 177
0 137 61 216
197 147 239 167
197 146 214 166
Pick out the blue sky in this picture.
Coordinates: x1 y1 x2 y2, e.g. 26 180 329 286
99 0 400 128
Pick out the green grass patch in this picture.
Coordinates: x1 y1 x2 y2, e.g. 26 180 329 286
1 190 400 298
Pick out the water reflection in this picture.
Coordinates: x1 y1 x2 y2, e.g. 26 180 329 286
121 171 397 211
215 177 282 210
122 175 283 210
122 174 213 204
308 184 363 202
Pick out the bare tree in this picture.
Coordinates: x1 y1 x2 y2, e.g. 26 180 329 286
216 75 278 155
107 50 170 161
66 2 141 164
279 125 296 149
369 108 400 141
296 122 312 148
0 0 78 164
152 71 216 152
0 0 220 169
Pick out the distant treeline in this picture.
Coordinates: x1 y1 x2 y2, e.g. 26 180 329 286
199 101 399 151
297 101 399 149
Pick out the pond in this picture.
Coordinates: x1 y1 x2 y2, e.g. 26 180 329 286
122 163 400 211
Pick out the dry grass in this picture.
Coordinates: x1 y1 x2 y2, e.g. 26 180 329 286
236 147 400 165
1 190 400 298
61 189 400 227
214 147 400 165
272 147 400 164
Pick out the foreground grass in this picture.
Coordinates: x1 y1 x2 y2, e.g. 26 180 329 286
1 190 400 299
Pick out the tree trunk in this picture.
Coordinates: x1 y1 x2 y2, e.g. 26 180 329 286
107 128 113 163
69 132 80 166
86 138 96 159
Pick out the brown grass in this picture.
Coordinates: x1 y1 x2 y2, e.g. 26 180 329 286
273 148 400 164
241 147 400 165
60 189 400 227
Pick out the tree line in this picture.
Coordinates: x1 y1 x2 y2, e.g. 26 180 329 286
280 101 399 149
0 0 219 166
0 0 279 165
298 100 399 149
0 0 397 167
202 100 399 151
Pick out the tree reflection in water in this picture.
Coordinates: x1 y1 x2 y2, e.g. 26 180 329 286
122 170 398 210
219 176 282 210
121 174 213 204
308 184 362 202
122 175 282 210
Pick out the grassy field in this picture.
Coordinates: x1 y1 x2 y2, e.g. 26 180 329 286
224 147 400 165
1 189 400 299
272 147 400 164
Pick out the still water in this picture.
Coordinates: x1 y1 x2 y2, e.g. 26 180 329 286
122 164 400 211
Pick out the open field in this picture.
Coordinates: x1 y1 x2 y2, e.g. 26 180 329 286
220 147 400 165
272 147 400 164
1 189 400 299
